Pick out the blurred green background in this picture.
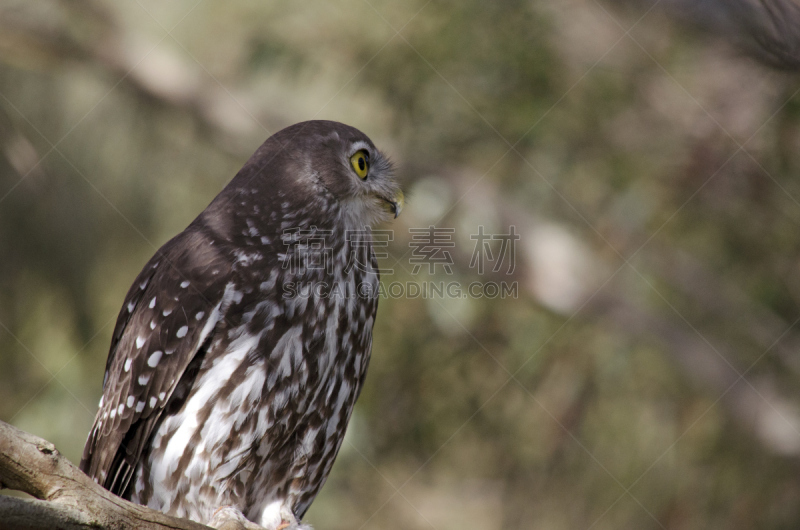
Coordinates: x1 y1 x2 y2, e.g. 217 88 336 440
3 0 800 528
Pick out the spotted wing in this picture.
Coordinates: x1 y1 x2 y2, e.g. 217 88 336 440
80 229 235 496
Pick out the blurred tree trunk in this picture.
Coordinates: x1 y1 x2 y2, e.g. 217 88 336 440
636 0 800 70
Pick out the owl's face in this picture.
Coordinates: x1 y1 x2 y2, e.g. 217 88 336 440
300 122 403 229
224 120 403 232
325 134 403 229
251 121 401 230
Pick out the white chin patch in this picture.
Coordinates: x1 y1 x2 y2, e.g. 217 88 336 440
338 197 383 230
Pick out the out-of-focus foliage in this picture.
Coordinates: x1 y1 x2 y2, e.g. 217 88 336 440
2 0 800 528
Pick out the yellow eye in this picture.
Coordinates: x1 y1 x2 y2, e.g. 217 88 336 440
350 150 369 179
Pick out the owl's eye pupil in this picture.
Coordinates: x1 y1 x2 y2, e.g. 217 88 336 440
350 150 369 179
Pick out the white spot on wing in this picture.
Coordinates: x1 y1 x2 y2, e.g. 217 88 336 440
149 297 156 308
124 359 132 372
180 281 190 288
135 401 145 413
127 395 134 407
138 374 150 385
176 326 188 338
246 219 259 237
136 336 146 349
195 311 204 320
147 350 162 367
127 301 136 313
162 308 173 316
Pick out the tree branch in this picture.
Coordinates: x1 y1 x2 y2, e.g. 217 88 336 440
0 419 224 530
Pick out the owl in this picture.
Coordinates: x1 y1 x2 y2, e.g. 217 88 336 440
80 120 403 529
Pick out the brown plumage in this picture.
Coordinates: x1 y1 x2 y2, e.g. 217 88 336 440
80 121 403 529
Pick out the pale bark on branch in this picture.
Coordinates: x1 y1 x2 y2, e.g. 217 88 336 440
0 419 257 530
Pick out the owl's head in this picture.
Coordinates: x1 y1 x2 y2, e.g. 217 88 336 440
241 120 403 230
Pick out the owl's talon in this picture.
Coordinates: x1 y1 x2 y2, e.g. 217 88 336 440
212 505 232 518
275 520 312 530
209 506 263 530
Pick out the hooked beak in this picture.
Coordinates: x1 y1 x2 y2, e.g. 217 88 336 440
382 189 404 219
